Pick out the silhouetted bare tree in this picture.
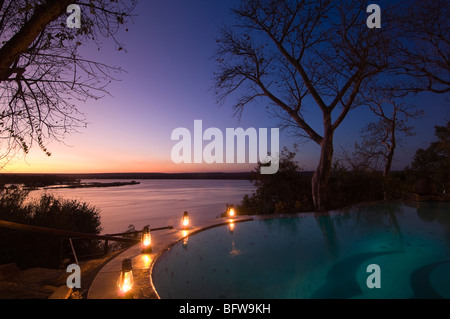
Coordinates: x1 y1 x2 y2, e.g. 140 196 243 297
392 0 450 94
0 0 136 166
213 0 398 211
341 88 424 178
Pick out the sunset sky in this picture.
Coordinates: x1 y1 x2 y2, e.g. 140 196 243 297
4 0 449 174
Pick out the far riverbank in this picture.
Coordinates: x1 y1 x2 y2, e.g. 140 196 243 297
44 180 140 189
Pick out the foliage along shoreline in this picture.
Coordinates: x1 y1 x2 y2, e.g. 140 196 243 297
0 172 255 186
44 181 140 189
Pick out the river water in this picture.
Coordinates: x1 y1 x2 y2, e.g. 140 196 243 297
33 179 254 234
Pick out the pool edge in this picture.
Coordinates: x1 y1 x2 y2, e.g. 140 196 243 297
149 217 254 299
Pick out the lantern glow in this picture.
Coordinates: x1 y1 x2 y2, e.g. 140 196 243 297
117 258 134 295
142 233 151 247
229 221 235 233
182 211 190 229
141 254 152 269
182 230 189 248
141 225 152 253
228 206 235 219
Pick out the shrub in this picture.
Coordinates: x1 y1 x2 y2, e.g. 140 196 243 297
0 188 102 269
238 147 411 215
237 146 314 215
326 164 385 209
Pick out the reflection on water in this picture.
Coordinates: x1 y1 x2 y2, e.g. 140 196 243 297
31 179 254 234
152 201 450 299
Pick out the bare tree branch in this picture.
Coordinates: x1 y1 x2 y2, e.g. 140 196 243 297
213 0 397 211
391 0 450 94
0 0 136 164
339 87 424 178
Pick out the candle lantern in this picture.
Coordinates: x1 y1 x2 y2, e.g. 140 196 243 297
141 225 152 253
182 211 190 230
227 206 235 219
117 258 134 296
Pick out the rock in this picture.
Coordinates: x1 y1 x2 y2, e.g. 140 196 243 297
0 264 20 280
15 268 66 286
0 250 124 298
43 285 59 293
0 281 17 290
0 266 67 299
48 286 72 299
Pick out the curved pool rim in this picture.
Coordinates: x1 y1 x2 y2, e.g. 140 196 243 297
148 202 385 299
149 216 255 299
149 200 450 299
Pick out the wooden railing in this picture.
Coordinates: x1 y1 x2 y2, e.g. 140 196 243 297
0 219 173 264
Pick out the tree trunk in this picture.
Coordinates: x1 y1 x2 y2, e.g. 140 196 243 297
312 123 334 212
382 144 395 199
382 126 396 200
383 136 396 179
0 0 72 81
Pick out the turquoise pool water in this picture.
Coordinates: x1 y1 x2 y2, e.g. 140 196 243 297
152 202 450 299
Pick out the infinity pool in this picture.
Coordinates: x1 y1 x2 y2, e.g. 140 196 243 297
152 201 450 299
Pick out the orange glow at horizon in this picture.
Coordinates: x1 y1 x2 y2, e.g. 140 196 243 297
2 153 255 174
1 146 179 173
0 130 255 174
3 161 254 174
4 160 184 174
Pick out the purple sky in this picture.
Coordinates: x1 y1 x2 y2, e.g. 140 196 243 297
5 0 449 174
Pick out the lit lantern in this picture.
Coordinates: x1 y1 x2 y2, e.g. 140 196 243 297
117 258 134 296
182 211 190 230
228 206 235 219
141 225 152 253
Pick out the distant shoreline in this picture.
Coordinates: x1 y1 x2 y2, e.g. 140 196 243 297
59 172 258 180
1 171 315 179
1 172 254 182
0 171 315 187
0 172 253 187
44 180 141 189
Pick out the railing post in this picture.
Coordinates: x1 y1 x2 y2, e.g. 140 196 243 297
69 238 79 265
104 240 109 254
59 238 64 269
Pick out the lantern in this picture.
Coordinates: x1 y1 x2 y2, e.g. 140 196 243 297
141 225 152 253
117 258 134 296
228 206 235 219
182 211 190 230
